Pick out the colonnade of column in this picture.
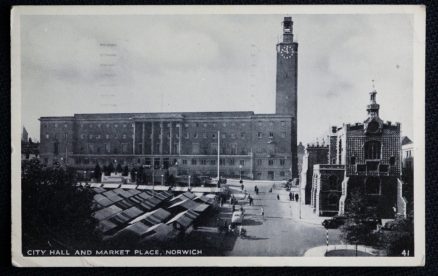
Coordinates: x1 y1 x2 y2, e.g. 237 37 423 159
132 121 182 155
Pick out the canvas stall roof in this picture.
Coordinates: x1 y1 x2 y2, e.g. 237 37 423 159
90 183 103 188
128 194 143 204
194 195 215 205
138 196 162 211
102 183 121 189
127 189 140 196
102 190 123 203
116 221 150 237
108 206 143 225
154 191 173 201
121 184 138 190
166 210 199 228
169 192 195 203
93 194 113 208
141 223 175 242
93 205 122 221
93 187 106 194
168 199 209 213
115 199 135 210
181 192 197 200
113 188 133 198
137 192 152 200
98 219 118 233
130 208 171 225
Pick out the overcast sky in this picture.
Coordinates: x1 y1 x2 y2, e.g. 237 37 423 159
20 14 414 144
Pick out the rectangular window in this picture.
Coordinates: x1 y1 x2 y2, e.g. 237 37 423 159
192 143 200 154
210 160 216 165
185 132 189 139
105 143 111 153
229 159 235 165
220 159 225 165
88 144 94 154
269 132 274 138
280 159 285 166
239 160 245 166
268 159 274 166
182 159 187 165
280 171 285 177
122 143 128 154
257 159 262 166
281 121 286 127
191 159 197 165
201 159 207 165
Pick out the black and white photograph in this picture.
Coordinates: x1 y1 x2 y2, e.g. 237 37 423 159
11 5 425 267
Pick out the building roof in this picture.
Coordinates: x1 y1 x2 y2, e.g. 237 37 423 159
401 136 413 145
166 209 199 228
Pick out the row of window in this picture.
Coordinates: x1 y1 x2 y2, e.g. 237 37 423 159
43 121 288 130
42 123 69 128
184 121 287 128
181 159 246 166
256 159 287 166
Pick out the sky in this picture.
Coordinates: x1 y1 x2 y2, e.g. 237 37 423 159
20 14 414 144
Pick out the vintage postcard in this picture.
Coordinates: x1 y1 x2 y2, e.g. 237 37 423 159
11 5 425 266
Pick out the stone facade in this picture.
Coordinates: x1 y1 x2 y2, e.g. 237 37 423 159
39 112 295 181
300 144 329 205
38 17 299 182
307 90 405 219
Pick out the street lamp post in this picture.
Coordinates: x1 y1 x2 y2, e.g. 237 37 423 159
239 164 243 180
188 175 191 190
161 174 164 186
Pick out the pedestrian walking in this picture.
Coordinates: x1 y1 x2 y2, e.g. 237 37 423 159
260 207 264 217
295 193 299 201
241 183 244 191
289 191 293 201
277 194 280 200
232 204 235 212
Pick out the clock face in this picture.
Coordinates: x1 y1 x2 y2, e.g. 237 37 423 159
280 45 294 59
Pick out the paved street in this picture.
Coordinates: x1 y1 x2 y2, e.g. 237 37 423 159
223 181 341 256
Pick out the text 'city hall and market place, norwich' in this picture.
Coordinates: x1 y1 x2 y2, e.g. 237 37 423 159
22 17 414 257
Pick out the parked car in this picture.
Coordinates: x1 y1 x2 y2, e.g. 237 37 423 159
322 215 347 229
381 221 397 231
231 211 244 225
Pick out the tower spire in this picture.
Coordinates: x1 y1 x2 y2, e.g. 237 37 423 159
367 80 380 118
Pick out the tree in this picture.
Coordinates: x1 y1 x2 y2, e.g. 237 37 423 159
107 163 115 174
94 164 102 182
378 211 414 256
167 174 176 187
339 190 380 255
122 165 129 177
116 163 123 174
130 167 137 182
22 159 98 252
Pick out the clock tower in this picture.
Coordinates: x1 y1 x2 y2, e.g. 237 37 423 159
275 16 299 179
276 16 298 115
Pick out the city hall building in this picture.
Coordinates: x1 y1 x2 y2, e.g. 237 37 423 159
39 17 299 181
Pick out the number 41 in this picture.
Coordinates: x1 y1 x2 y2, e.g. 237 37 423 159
401 250 410 256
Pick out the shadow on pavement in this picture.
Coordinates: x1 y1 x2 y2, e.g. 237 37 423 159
241 235 269 241
243 218 263 226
